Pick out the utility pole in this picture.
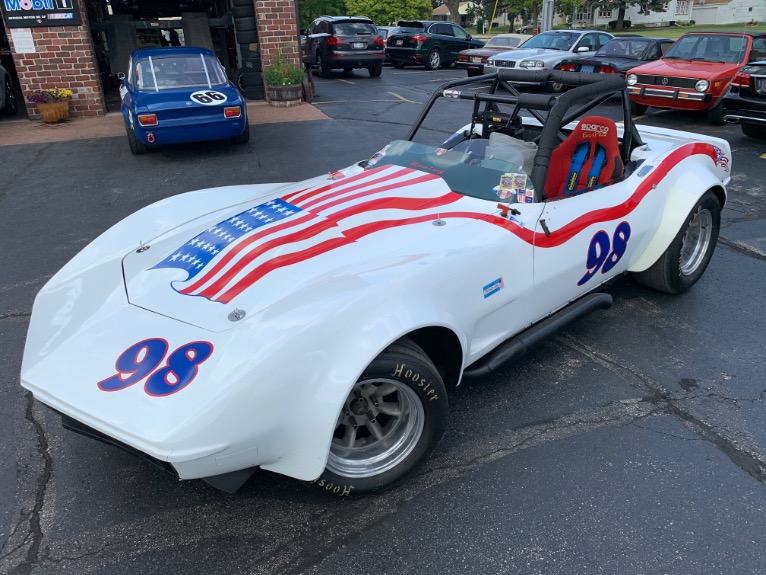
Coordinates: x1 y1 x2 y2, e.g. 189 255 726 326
540 0 555 32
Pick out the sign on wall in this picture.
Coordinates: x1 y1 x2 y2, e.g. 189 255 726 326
1 0 82 28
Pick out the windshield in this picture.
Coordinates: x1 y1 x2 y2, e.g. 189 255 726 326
596 38 650 59
366 140 534 204
133 54 228 91
334 22 376 35
486 36 524 49
520 31 578 51
663 34 747 64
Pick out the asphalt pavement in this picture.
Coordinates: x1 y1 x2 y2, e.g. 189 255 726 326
1 68 766 575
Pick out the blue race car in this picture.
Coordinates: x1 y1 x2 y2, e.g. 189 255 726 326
120 47 249 154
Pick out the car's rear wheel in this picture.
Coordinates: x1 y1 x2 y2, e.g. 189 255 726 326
467 68 481 77
742 123 766 139
233 120 250 144
425 49 441 70
312 337 448 496
629 101 648 116
632 190 720 294
3 77 17 116
125 121 148 154
368 63 382 77
316 52 331 78
707 102 726 125
392 61 404 69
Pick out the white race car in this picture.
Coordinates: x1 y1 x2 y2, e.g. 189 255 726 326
21 70 731 496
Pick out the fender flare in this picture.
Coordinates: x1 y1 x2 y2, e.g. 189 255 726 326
629 156 726 273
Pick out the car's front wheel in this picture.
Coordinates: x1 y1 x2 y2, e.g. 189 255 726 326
3 77 17 116
629 101 648 116
125 121 148 154
424 49 441 70
233 120 250 144
707 102 726 125
632 190 721 294
742 123 766 139
311 337 448 496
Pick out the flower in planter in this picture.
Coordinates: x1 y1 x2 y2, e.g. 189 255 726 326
27 88 74 104
263 57 305 86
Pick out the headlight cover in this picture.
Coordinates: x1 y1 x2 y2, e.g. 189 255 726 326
695 79 710 92
519 60 544 69
627 74 637 86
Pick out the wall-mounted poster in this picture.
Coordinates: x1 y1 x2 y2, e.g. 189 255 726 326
2 0 82 28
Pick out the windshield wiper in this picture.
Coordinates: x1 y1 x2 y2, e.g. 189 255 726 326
690 57 725 63
663 56 689 60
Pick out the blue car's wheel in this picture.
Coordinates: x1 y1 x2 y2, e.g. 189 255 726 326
312 337 448 496
125 121 148 154
233 120 250 144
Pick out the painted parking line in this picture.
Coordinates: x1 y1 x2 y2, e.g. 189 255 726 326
312 99 408 105
761 153 766 160
388 92 418 103
335 78 355 85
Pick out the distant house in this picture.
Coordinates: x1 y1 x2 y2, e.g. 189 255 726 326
589 0 764 27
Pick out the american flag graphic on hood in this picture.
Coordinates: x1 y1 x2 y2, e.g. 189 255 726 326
151 165 462 304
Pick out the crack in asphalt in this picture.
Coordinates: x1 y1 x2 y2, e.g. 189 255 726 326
9 393 53 575
562 334 766 485
718 236 766 262
0 312 32 322
0 146 51 204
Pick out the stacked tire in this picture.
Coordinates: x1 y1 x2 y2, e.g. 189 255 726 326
232 0 264 100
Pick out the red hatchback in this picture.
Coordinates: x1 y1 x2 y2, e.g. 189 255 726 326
626 32 766 123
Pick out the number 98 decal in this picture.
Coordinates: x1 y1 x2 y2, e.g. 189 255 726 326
578 221 631 286
190 90 227 105
97 338 214 397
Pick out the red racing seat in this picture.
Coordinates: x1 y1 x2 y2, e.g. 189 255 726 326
545 116 624 200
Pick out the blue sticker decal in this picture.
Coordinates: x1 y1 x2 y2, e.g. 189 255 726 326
483 277 505 299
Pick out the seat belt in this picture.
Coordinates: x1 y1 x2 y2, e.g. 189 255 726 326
564 142 590 195
586 144 608 189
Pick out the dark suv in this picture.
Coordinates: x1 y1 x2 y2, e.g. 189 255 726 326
302 16 385 78
386 20 484 70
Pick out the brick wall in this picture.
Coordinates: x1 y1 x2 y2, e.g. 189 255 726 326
7 0 105 119
255 0 301 71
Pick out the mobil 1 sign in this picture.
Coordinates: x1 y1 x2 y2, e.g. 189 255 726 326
2 0 81 28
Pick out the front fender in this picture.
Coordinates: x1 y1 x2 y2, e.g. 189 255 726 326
629 152 727 274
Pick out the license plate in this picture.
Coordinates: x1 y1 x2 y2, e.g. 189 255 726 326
471 57 483 63
580 64 594 73
396 40 403 46
352 42 365 49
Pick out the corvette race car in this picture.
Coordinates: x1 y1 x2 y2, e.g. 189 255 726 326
119 47 249 154
21 69 730 495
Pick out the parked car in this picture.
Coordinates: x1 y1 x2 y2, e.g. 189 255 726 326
456 33 532 76
119 47 249 154
386 20 484 70
0 63 17 116
301 16 385 78
485 30 614 92
556 36 674 77
626 32 766 123
21 68 730 496
723 59 766 138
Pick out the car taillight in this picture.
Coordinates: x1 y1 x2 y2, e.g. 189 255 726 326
598 66 616 74
559 63 576 72
224 106 242 118
411 34 427 43
372 35 384 47
732 70 751 88
137 113 158 126
327 36 341 46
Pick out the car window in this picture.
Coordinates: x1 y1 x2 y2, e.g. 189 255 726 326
367 140 533 203
432 23 454 36
597 33 613 50
577 33 598 52
660 41 674 55
665 34 747 63
452 25 468 40
133 54 227 91
522 31 577 51
334 22 376 35
487 37 519 48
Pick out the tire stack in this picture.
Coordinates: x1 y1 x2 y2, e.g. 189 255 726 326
232 0 264 100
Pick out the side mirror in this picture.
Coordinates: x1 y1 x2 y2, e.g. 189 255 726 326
117 72 126 81
466 34 472 40
576 46 591 53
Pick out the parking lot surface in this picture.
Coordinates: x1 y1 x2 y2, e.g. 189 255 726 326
2 66 766 574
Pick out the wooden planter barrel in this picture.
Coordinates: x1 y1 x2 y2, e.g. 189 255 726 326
266 83 302 108
37 101 70 123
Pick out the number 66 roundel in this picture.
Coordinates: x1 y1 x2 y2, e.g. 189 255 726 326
97 338 214 397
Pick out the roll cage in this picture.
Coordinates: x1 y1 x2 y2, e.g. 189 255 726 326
406 69 643 201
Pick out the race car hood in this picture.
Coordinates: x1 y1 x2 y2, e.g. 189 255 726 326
629 58 742 80
122 164 486 332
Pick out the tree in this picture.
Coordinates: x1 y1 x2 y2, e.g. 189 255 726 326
296 0 347 30
345 0 433 25
443 0 461 23
595 0 668 31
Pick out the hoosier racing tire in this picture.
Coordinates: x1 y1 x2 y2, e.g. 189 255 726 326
311 337 448 496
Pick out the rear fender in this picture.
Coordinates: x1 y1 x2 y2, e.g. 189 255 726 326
629 157 726 273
